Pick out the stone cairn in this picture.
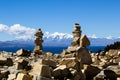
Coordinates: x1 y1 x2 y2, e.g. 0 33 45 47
34 28 43 55
71 23 90 47
71 23 82 47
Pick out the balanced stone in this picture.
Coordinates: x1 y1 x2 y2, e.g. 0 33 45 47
34 28 44 55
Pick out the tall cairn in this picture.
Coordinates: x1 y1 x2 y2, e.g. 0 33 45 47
34 28 43 55
71 23 82 47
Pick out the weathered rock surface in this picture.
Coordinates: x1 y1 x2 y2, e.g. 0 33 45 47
16 73 32 80
30 62 51 78
16 49 31 57
80 35 90 47
83 64 101 79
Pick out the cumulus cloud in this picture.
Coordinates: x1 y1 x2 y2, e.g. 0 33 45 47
0 24 35 40
0 24 8 31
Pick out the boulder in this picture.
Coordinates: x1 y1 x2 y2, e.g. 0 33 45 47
39 59 57 68
69 68 86 80
94 70 117 80
75 47 92 65
0 56 7 66
0 57 13 66
6 58 13 66
8 73 16 80
83 64 101 79
59 58 81 70
16 73 32 80
30 62 51 78
52 65 70 79
80 35 90 47
15 59 28 70
16 49 31 57
0 71 10 80
107 65 120 77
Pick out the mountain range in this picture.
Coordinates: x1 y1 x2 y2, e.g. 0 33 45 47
0 35 120 48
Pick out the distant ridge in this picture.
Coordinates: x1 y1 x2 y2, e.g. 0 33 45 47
0 36 120 47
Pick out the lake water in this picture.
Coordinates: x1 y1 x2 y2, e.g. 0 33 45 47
0 46 105 53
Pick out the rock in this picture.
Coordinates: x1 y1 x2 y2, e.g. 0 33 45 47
16 49 31 57
69 68 86 80
30 62 51 78
83 64 101 79
44 52 53 58
39 59 57 68
0 71 10 80
0 56 7 66
8 73 16 80
117 78 120 80
6 58 13 66
34 46 42 55
80 35 90 47
15 59 28 70
52 65 70 79
0 57 13 66
59 58 81 70
33 75 51 80
106 49 119 57
16 73 32 80
107 65 120 77
75 47 92 65
94 70 117 80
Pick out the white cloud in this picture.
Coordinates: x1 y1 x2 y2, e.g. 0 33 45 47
106 36 113 39
0 24 8 32
0 24 35 40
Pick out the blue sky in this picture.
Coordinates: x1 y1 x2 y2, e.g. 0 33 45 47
0 0 120 41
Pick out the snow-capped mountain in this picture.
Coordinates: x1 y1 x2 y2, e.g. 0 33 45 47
43 32 73 40
0 32 120 48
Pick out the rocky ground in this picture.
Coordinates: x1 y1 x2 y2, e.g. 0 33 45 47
0 47 120 80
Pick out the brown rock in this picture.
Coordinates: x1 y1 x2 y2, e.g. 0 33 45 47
16 49 31 57
83 64 101 79
34 46 42 55
30 62 51 78
59 58 81 70
0 56 7 66
0 57 13 66
106 49 119 57
15 59 28 70
8 74 16 80
107 65 120 77
39 59 57 68
16 73 32 80
75 47 92 65
0 71 10 80
94 70 117 80
52 65 69 79
80 35 90 47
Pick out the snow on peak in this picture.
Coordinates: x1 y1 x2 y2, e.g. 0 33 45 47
43 32 73 39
